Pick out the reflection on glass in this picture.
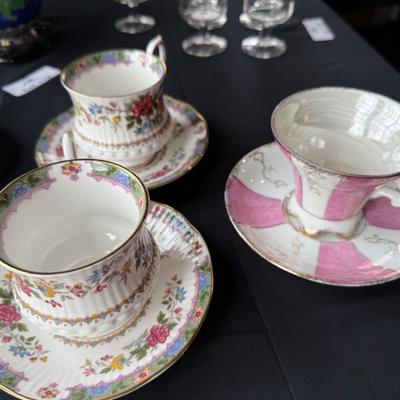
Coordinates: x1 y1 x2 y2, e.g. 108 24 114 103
179 0 228 57
114 0 155 34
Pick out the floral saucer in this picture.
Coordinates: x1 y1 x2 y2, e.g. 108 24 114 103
0 202 213 399
35 96 208 189
225 142 400 286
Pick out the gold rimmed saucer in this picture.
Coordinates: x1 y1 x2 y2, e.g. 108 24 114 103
0 202 213 399
35 96 208 189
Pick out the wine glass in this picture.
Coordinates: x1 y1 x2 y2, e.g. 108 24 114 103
179 0 228 57
239 12 263 30
114 0 155 34
241 0 294 59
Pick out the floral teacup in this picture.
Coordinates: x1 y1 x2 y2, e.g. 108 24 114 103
272 87 400 240
0 159 160 337
60 35 171 168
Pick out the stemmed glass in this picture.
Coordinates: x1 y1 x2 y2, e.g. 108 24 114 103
242 0 294 59
114 0 155 34
179 0 228 57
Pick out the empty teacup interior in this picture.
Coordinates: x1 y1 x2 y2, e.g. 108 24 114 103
61 50 165 97
0 160 147 274
272 87 400 176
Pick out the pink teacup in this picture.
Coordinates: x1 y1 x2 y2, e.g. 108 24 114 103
272 87 400 240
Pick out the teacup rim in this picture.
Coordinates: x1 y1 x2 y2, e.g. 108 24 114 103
271 86 400 179
60 48 167 100
0 158 149 277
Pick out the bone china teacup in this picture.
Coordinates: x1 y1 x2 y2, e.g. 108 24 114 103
60 35 171 168
272 87 400 240
0 159 160 337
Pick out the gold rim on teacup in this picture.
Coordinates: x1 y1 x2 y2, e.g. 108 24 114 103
271 86 400 240
60 48 167 100
0 158 149 276
271 86 400 179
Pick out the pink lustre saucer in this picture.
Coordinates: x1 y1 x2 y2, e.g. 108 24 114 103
35 96 208 189
225 142 400 287
0 202 212 399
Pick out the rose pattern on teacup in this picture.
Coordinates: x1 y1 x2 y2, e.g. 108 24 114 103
73 91 166 136
0 159 160 338
62 50 164 87
12 225 159 334
13 228 156 308
61 39 172 168
0 273 50 364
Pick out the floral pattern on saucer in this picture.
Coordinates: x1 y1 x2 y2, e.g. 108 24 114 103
35 96 209 189
0 202 213 399
225 142 400 286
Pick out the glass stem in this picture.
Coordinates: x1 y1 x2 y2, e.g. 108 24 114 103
202 24 211 42
258 26 272 44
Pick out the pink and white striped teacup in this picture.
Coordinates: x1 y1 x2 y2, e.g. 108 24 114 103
272 87 400 240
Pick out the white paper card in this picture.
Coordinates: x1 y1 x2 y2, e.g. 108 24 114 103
2 66 61 97
302 17 335 41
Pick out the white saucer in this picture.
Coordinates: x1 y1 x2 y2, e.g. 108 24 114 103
35 96 208 189
0 202 213 399
225 142 400 286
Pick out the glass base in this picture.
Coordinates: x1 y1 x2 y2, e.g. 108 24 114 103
241 35 286 59
182 34 227 57
114 14 155 34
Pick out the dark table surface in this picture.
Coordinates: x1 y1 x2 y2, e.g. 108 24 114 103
1 0 400 399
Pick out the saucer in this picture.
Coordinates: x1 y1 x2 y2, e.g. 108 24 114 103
35 96 208 189
225 142 400 287
0 202 213 399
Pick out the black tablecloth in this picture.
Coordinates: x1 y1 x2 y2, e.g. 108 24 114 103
1 0 400 399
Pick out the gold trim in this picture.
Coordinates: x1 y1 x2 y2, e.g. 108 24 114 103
282 192 364 241
0 202 213 400
60 49 167 100
271 86 400 179
34 95 209 191
0 159 150 277
225 142 400 287
147 96 209 189
74 112 171 148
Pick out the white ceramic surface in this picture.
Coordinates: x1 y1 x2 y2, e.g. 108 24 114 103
35 96 209 189
225 142 400 286
0 202 213 400
271 87 400 239
0 160 160 337
60 36 171 167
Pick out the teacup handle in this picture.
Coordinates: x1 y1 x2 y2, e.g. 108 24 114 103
62 133 77 160
370 185 400 207
146 35 166 63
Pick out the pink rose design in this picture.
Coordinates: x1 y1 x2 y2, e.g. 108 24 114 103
0 304 21 325
16 276 31 297
2 336 12 343
154 170 167 179
131 95 153 119
35 344 44 353
147 324 170 346
174 307 182 314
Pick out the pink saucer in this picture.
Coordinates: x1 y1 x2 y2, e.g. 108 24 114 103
225 142 400 286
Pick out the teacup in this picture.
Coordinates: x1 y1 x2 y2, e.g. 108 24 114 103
60 35 171 168
271 87 400 240
0 159 160 337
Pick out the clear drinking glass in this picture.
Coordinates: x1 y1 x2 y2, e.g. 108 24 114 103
179 0 228 57
114 0 155 34
242 0 294 59
239 12 263 30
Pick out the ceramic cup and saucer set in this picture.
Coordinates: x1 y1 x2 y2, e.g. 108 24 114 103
35 35 209 189
0 159 212 399
225 87 400 286
0 36 212 400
